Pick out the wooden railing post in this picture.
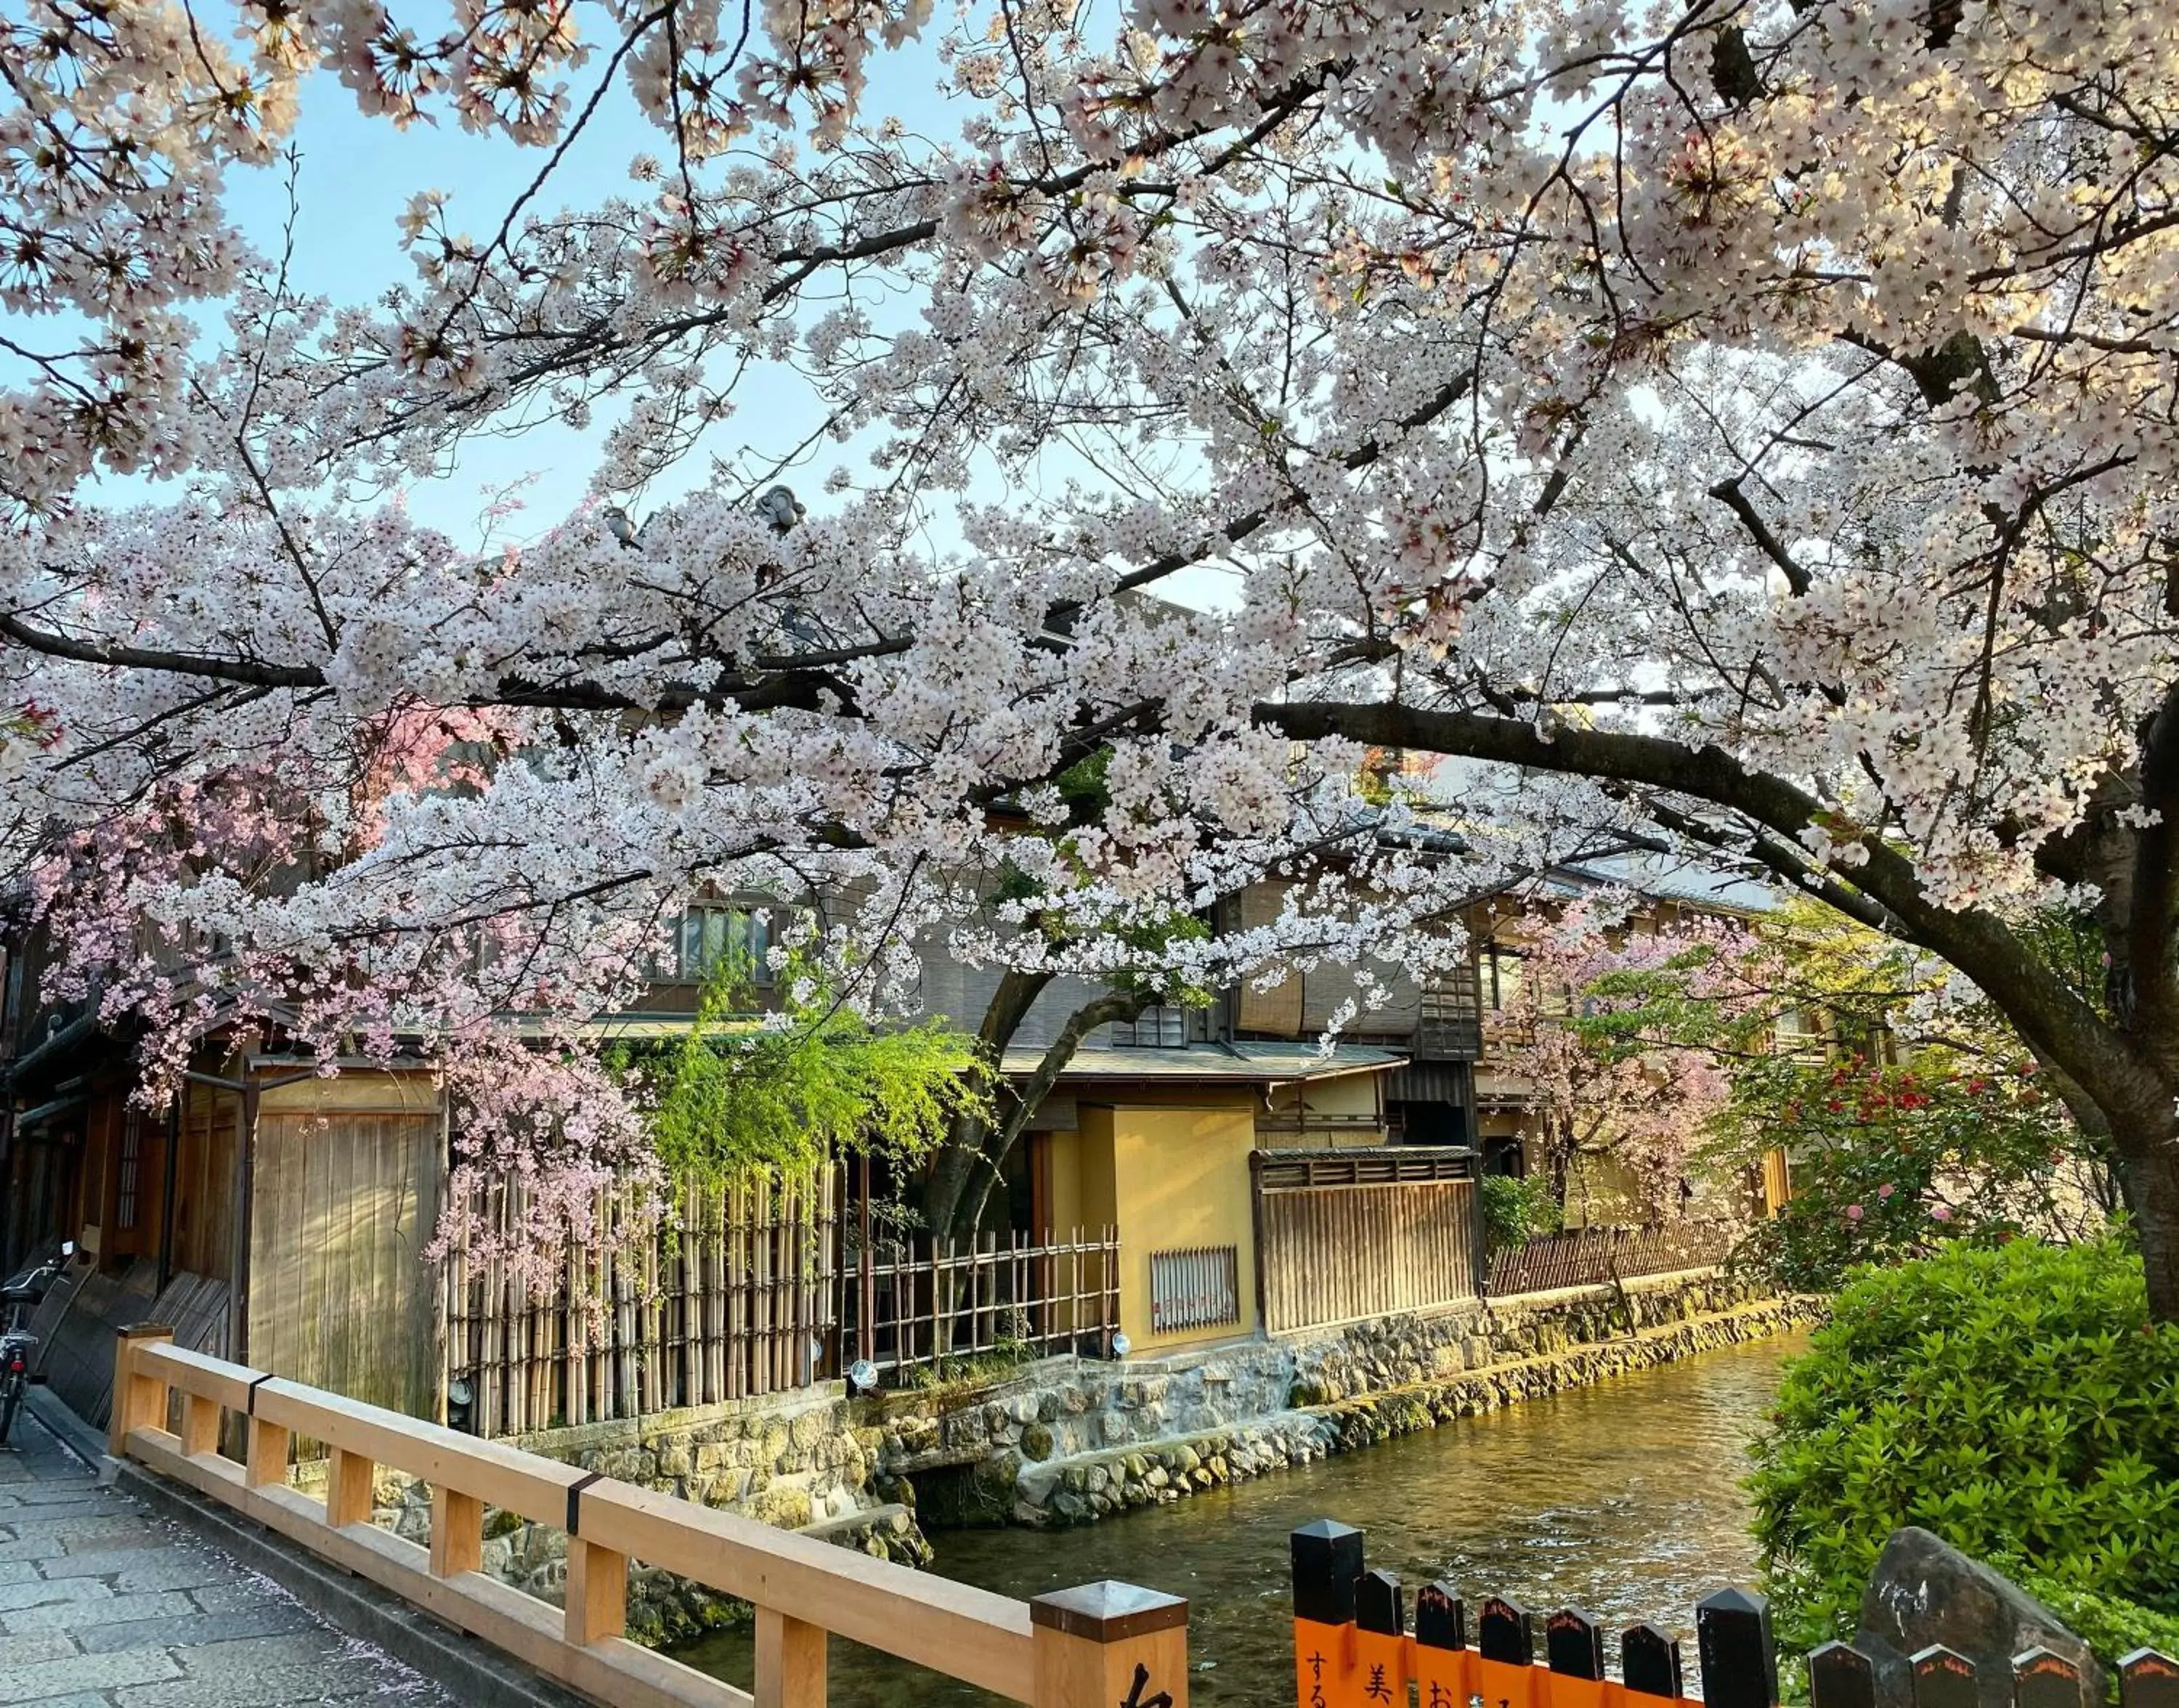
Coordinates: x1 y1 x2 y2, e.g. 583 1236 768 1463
109 1323 174 1455
429 1487 484 1577
1031 1582 1189 1708
244 1415 291 1487
325 1447 376 1529
565 1538 628 1646
755 1607 827 1708
179 1389 222 1457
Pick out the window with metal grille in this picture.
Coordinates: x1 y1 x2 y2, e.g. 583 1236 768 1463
115 1107 142 1230
1148 1245 1241 1333
675 905 772 983
1113 1005 1189 1047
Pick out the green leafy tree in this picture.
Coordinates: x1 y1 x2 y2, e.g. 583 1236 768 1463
1750 1240 2179 1662
1478 1174 1562 1248
645 949 991 1195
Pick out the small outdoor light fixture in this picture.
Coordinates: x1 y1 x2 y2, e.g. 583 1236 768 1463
1108 1331 1132 1359
848 1359 880 1394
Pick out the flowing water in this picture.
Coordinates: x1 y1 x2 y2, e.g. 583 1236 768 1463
681 1333 1803 1708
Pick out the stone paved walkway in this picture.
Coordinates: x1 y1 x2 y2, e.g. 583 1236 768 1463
0 1408 455 1708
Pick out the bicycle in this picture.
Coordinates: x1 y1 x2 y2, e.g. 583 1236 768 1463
0 1241 73 1447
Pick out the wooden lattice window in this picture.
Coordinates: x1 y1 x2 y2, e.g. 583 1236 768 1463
115 1107 142 1231
1149 1245 1241 1333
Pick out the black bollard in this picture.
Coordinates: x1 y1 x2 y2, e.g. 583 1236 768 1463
1696 1589 1778 1708
1623 1624 1686 1701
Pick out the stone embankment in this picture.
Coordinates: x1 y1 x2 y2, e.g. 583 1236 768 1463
909 1272 1821 1526
341 1266 1813 1640
1015 1288 1819 1524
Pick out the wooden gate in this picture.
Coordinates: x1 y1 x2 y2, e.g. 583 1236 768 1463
247 1074 445 1426
1253 1147 1481 1335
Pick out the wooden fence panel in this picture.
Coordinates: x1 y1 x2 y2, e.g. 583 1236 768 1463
447 1166 839 1433
1484 1221 1735 1297
1255 1150 1479 1335
851 1228 1121 1382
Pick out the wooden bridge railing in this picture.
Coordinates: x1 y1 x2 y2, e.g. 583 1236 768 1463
109 1325 1189 1708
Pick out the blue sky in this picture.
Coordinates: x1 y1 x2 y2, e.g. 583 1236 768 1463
163 25 967 547
28 11 1244 609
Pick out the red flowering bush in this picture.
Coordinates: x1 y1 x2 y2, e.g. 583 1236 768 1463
1729 1052 2108 1293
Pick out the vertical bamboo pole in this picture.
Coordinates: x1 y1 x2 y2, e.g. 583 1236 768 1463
729 1177 748 1401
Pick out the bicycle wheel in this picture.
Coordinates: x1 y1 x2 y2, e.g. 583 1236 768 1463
0 1375 20 1447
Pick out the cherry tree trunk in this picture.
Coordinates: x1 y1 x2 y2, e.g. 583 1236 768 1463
2118 1139 2179 1325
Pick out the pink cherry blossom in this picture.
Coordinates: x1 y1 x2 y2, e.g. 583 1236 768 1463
1 0 2177 1296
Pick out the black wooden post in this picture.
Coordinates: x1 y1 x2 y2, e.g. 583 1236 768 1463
2013 1648 2089 1708
1417 1585 1466 1654
1623 1625 1685 1700
2122 1651 2179 1708
1291 1520 1365 1627
1479 1596 1535 1666
1695 1590 1777 1708
1548 1611 1604 1680
1290 1521 1364 1708
1910 1645 1979 1708
1358 1571 1404 1638
1414 1582 1468 1708
1356 1570 1406 1708
1808 1642 1878 1708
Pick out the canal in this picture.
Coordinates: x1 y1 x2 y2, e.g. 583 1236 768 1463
681 1333 1802 1706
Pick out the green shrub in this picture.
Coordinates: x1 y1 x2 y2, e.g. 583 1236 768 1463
1480 1173 1562 1248
1748 1238 2179 1659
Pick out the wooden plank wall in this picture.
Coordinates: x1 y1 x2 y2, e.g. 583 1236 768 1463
1257 1178 1477 1333
248 1079 445 1427
172 1082 240 1281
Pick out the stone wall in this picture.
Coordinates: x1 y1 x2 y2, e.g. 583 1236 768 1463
872 1270 1821 1528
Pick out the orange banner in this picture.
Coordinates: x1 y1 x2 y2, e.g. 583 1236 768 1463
1475 1654 1548 1708
1295 1618 1363 1708
1354 1628 1406 1708
1416 1641 1475 1708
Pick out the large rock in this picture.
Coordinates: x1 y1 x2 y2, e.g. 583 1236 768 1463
1855 1528 2106 1708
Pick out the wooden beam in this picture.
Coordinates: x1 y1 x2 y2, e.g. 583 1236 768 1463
179 1391 221 1457
108 1324 174 1456
755 1607 827 1708
245 1418 290 1488
429 1487 483 1578
325 1448 375 1529
566 1540 628 1646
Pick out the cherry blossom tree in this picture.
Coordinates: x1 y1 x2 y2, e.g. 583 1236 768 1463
1486 898 1761 1224
7 0 2179 1309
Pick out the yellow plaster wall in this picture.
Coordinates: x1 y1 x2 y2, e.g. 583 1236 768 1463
1039 1115 1121 1334
1294 1075 1379 1120
1105 1103 1259 1351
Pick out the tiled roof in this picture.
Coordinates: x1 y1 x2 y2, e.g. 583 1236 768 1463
999 1041 1408 1082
